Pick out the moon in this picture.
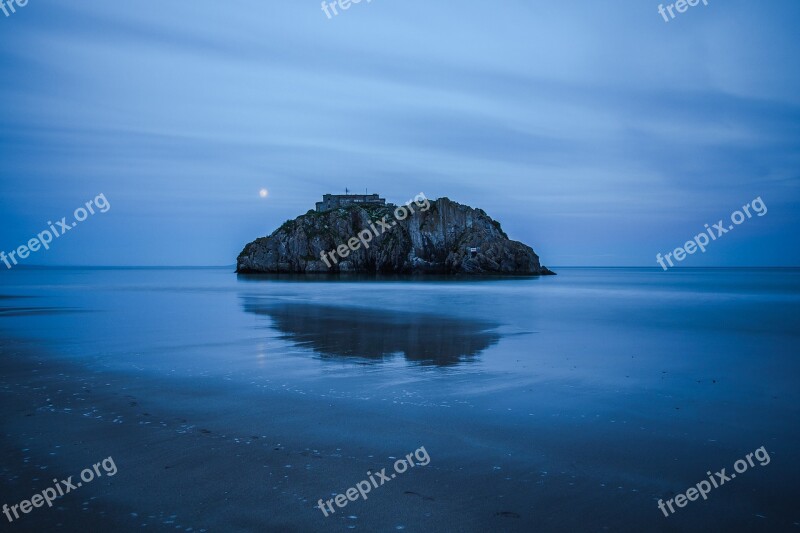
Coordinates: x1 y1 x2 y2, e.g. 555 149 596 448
259 188 269 198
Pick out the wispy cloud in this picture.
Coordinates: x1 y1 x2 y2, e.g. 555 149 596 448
1 0 798 265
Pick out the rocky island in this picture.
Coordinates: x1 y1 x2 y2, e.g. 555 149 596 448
236 194 554 275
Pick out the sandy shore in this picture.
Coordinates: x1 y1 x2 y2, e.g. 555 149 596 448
1 336 543 532
2 267 799 532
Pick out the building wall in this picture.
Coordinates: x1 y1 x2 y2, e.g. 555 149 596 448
315 194 386 212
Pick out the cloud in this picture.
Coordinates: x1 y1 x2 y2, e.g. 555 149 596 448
0 0 798 265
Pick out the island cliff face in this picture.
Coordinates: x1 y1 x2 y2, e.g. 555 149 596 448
236 197 554 275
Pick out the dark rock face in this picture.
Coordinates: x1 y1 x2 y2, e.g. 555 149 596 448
236 197 554 275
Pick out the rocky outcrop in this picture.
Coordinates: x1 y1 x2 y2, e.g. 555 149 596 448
236 197 554 275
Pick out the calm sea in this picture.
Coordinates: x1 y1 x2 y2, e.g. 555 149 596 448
1 267 798 531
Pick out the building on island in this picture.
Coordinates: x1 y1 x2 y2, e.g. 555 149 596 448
315 193 386 212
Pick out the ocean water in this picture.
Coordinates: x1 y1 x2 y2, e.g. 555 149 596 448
1 267 798 531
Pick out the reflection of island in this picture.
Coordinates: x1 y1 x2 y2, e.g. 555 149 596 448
242 299 502 366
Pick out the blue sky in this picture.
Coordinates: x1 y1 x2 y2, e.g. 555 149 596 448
1 0 798 266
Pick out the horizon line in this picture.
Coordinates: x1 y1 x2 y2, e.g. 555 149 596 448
3 265 800 270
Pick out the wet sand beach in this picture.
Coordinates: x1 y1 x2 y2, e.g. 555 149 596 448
1 268 799 532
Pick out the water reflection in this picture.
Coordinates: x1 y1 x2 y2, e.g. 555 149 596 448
0 295 81 317
242 299 501 366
